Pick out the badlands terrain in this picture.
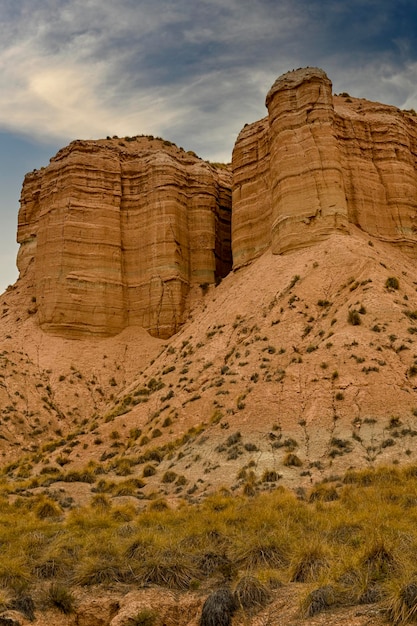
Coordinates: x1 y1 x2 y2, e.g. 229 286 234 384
1 67 417 624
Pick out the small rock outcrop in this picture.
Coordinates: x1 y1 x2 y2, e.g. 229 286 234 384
17 138 231 338
232 67 417 267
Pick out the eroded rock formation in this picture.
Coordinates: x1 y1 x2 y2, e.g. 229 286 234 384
18 138 232 338
16 67 417 338
232 67 417 267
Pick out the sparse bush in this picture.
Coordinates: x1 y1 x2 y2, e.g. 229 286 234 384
385 578 417 625
35 498 62 519
283 453 302 467
243 480 257 497
232 532 288 570
226 432 241 446
386 277 399 290
11 593 35 620
128 609 158 626
129 428 142 440
72 557 126 586
348 309 361 326
138 550 198 589
113 478 145 496
361 541 396 581
162 470 177 484
289 275 300 289
143 464 156 477
236 396 246 410
262 470 281 482
309 484 339 502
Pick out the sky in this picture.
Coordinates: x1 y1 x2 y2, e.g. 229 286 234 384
1 0 417 292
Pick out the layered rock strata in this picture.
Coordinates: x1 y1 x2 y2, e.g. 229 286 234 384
17 67 417 338
231 117 271 268
17 138 232 338
232 67 417 267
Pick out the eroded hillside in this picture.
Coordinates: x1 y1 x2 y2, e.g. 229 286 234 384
2 66 417 501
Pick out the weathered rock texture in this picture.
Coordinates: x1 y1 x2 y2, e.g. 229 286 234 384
232 67 417 267
17 66 417 338
18 138 231 338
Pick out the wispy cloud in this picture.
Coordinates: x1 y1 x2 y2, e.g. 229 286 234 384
0 0 417 160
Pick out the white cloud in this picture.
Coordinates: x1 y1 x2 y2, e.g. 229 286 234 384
0 3 181 128
0 0 416 161
382 62 417 110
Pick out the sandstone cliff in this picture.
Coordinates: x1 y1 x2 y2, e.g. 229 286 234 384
17 137 232 338
232 67 417 267
17 67 417 338
18 68 417 337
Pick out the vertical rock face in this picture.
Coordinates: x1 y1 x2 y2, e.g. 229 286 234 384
266 68 349 254
17 67 417 337
17 138 232 338
232 67 417 267
232 117 271 268
335 98 417 246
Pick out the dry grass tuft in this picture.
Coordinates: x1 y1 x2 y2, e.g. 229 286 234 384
290 543 331 583
234 575 271 610
137 549 199 590
300 584 336 617
232 535 289 570
47 582 75 614
384 575 417 625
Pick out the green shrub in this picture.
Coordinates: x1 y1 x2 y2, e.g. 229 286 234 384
386 277 399 290
283 453 302 467
162 471 177 484
143 464 157 477
262 470 281 482
348 310 361 326
128 609 158 626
